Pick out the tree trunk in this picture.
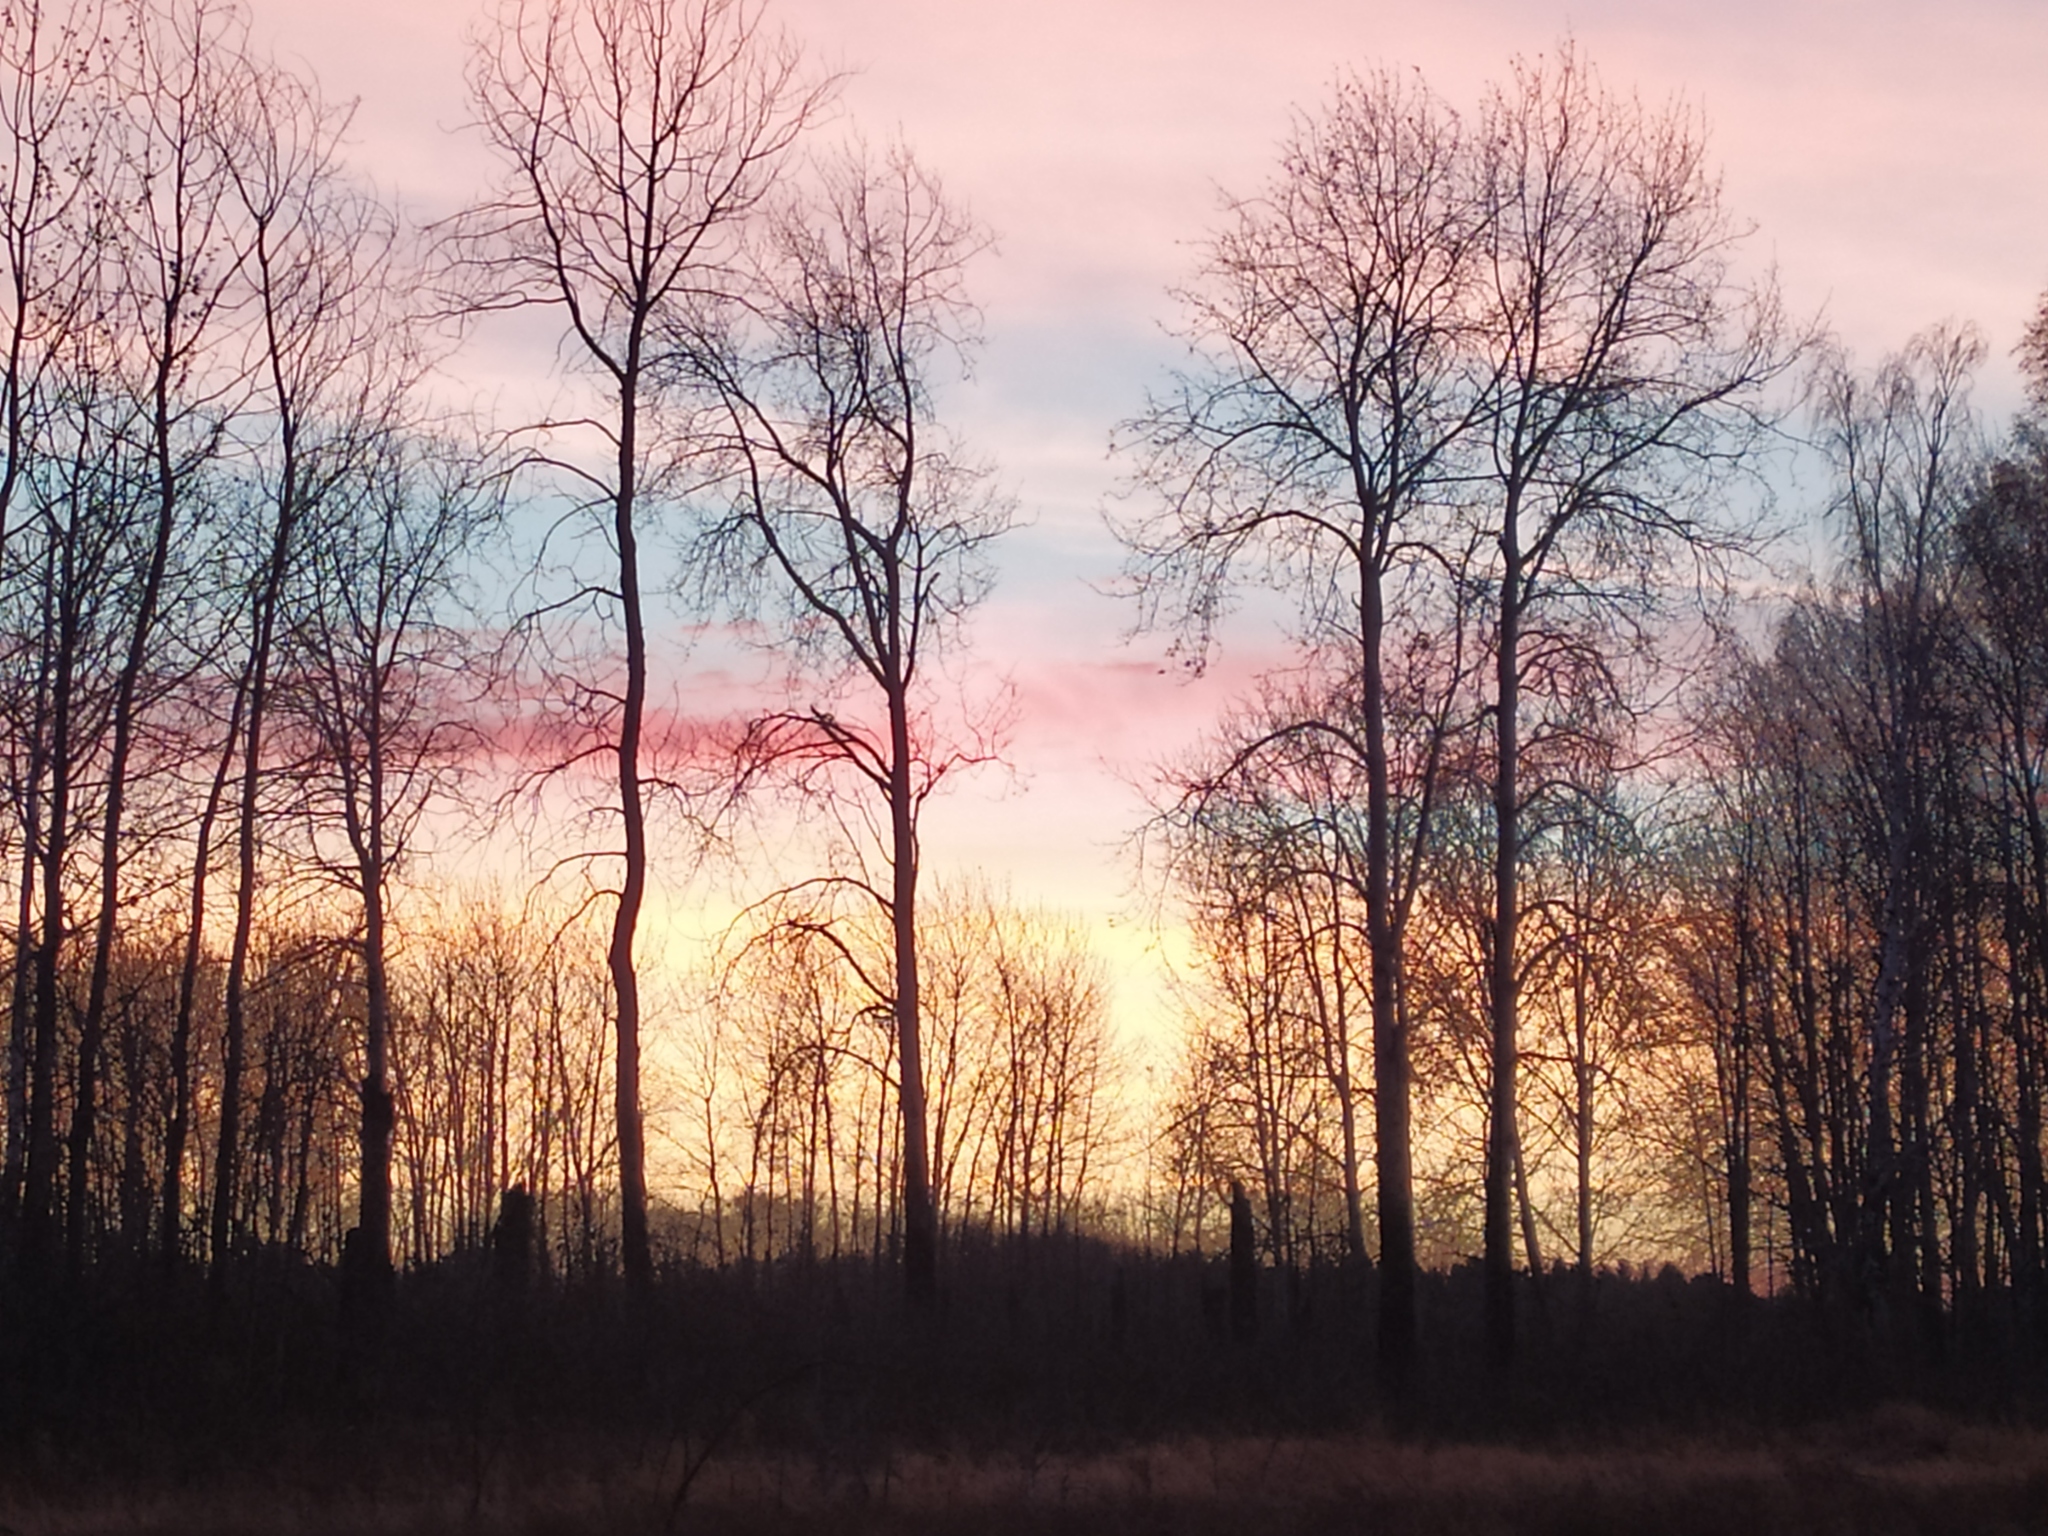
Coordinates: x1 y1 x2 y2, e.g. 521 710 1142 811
1514 1119 1543 1280
890 686 936 1306
1574 955 1593 1280
2 710 45 1225
22 541 77 1272
162 671 243 1273
1361 547 1416 1383
211 451 297 1295
609 369 651 1293
66 367 183 1274
354 872 395 1283
1229 1178 1257 1343
1485 529 1523 1368
1728 877 1754 1298
118 1016 149 1253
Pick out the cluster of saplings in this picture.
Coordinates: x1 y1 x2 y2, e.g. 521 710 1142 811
3 0 2048 1471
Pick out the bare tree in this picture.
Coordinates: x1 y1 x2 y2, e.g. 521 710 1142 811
1517 779 1669 1280
0 0 109 555
1816 326 1978 1308
1163 824 1360 1275
63 0 250 1274
1148 683 1376 1266
2019 291 2048 420
285 426 503 1288
0 0 116 1253
450 0 818 1288
713 882 1113 1268
159 598 246 1267
1470 47 1790 1364
1118 68 1486 1379
913 885 1113 1247
685 143 1006 1303
12 354 141 1265
210 51 399 1290
382 892 615 1273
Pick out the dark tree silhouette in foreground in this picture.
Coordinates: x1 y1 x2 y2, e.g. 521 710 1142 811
686 143 1007 1304
1120 67 1486 1387
1469 48 1789 1365
450 0 820 1289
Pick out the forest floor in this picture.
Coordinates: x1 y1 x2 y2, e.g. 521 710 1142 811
5 1403 2048 1535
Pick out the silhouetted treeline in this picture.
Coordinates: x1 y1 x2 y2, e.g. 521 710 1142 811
7 0 2048 1471
11 1240 2048 1486
1147 316 2048 1347
1685 331 2048 1326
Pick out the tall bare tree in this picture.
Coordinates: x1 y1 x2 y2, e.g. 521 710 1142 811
286 428 502 1289
685 143 1006 1303
451 0 818 1288
1817 326 1978 1307
1470 47 1789 1364
210 53 395 1289
64 0 249 1274
13 356 139 1265
0 0 114 1251
1118 68 1486 1380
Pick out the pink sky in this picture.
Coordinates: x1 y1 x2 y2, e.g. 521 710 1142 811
246 0 2048 1038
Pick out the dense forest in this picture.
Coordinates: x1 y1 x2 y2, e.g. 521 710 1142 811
4 0 2048 1526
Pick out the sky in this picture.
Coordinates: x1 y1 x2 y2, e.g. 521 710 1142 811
243 0 2048 1055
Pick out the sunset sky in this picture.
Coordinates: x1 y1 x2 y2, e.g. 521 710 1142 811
241 0 2048 1053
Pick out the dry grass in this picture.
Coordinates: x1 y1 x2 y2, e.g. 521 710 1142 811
6 1403 2048 1535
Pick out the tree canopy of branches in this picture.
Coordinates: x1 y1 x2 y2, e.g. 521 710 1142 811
683 143 1009 1303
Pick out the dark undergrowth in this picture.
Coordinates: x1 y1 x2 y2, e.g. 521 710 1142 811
12 1413 2048 1534
4 1237 2048 1533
